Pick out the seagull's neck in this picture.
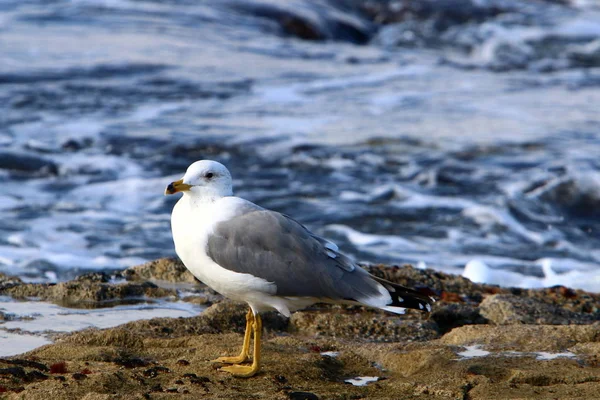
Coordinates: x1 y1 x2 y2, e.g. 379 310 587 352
183 185 233 207
183 192 226 207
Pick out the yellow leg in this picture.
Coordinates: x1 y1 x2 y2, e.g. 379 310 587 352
219 313 262 378
211 309 253 364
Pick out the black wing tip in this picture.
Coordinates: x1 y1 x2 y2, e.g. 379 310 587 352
374 278 436 313
388 289 434 313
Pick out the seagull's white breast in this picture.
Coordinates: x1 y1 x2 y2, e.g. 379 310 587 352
170 195 277 303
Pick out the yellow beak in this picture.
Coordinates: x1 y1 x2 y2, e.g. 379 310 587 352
165 179 192 195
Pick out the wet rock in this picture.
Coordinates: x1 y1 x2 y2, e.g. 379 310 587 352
115 300 288 339
25 370 49 382
519 286 600 315
0 278 176 306
440 324 600 352
0 367 27 380
0 151 59 176
288 392 319 400
2 259 600 398
365 263 500 303
62 328 146 349
479 294 598 325
290 307 438 342
430 302 488 334
122 258 197 284
0 367 46 383
143 366 170 378
0 273 22 291
0 360 48 372
111 351 153 369
71 373 86 381
73 272 111 284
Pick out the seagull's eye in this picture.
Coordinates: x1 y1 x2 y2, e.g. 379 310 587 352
205 172 214 179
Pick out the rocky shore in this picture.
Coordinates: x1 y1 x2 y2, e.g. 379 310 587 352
1 259 599 399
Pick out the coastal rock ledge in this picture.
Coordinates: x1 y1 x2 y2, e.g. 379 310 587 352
0 258 599 399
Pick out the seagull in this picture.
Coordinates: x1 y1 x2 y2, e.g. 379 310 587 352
165 160 433 377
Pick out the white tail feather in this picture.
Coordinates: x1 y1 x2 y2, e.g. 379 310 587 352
381 306 406 314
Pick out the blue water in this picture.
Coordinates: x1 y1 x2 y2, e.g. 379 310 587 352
1 0 600 291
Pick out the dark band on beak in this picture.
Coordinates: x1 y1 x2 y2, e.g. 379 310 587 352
165 179 192 195
165 182 177 194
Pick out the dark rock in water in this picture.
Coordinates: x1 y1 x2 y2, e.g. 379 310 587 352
486 41 534 72
20 259 61 281
228 1 374 43
531 174 600 218
568 39 600 67
359 0 503 28
0 151 59 176
279 14 324 41
61 137 93 152
479 294 599 325
364 0 600 72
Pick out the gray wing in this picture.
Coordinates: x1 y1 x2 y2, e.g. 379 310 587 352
205 209 382 301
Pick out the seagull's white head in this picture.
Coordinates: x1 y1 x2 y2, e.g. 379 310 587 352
165 160 233 199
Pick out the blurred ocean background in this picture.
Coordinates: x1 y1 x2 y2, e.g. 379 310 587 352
1 0 600 292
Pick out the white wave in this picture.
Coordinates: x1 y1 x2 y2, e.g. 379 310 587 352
463 260 545 288
58 153 144 180
274 65 430 96
463 258 600 293
0 195 20 210
67 175 168 214
539 259 600 293
129 102 185 122
551 15 600 39
325 224 421 250
462 205 546 244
